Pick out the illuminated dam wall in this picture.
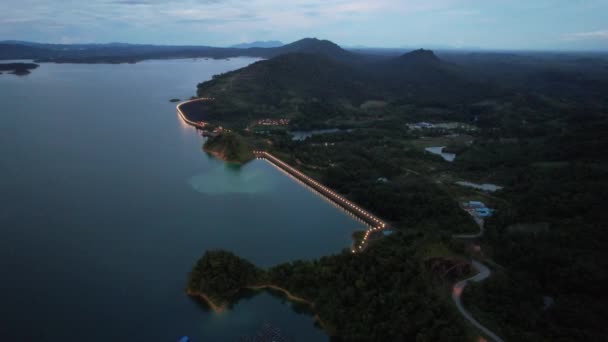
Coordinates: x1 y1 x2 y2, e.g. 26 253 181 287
254 151 388 252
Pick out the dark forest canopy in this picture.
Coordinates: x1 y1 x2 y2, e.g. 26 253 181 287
0 62 39 75
203 132 254 164
187 40 608 340
189 235 475 341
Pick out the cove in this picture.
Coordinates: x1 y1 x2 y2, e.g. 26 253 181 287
0 59 365 341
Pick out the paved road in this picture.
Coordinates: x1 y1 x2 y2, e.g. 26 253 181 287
452 260 505 342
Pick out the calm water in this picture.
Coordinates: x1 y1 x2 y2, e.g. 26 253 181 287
0 59 365 341
424 146 456 162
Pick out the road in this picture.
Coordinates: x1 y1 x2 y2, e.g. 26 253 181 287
452 260 505 342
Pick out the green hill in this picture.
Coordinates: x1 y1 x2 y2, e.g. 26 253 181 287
195 47 494 127
196 53 381 126
203 132 254 164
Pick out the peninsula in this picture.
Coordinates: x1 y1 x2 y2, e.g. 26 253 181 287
203 132 254 164
0 62 39 75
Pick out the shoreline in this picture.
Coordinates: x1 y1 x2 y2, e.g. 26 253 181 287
175 101 390 245
202 147 234 164
176 98 212 129
188 284 331 332
203 146 253 165
186 289 228 313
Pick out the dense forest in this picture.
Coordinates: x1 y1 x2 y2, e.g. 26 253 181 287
183 39 608 340
188 250 262 307
190 234 475 341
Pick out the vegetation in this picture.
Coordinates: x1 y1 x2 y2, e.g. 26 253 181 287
188 250 263 307
0 62 39 75
462 163 608 340
185 39 608 340
203 132 254 164
189 234 475 340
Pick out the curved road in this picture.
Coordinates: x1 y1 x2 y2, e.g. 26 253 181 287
452 260 504 342
452 213 504 342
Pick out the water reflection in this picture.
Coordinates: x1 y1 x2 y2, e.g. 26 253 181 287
187 159 275 195
1 58 339 342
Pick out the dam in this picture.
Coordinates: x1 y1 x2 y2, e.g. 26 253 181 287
176 98 388 252
253 151 388 252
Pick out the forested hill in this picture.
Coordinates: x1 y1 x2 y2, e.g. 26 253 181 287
372 49 443 78
202 53 375 98
263 38 359 63
194 47 500 127
196 53 380 123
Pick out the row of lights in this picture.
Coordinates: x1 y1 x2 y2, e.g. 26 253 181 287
177 105 206 128
266 162 367 224
176 97 215 128
254 150 388 254
353 225 383 253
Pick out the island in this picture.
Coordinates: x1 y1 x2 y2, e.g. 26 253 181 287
169 98 181 103
203 132 254 164
0 62 39 75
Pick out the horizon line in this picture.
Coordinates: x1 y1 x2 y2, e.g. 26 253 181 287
1 39 607 53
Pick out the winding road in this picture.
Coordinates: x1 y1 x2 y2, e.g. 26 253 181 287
452 260 504 342
452 213 504 342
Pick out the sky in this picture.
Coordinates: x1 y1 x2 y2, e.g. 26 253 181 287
1 0 607 50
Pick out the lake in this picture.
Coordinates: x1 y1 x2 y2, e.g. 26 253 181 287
424 146 456 162
0 59 365 341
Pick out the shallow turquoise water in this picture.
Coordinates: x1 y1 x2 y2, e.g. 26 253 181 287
0 59 364 341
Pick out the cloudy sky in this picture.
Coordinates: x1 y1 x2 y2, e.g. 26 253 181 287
1 0 607 50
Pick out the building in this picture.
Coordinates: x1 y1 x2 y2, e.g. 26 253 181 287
467 201 486 209
474 207 494 217
462 201 494 218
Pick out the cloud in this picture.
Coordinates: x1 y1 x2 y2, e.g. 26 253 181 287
2 0 608 49
110 0 152 5
563 30 608 41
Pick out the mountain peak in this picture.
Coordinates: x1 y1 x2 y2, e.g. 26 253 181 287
398 49 440 64
285 38 342 50
277 38 353 61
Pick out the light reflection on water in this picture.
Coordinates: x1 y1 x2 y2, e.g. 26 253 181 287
0 58 355 341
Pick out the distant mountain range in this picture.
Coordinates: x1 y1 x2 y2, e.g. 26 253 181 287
230 41 283 49
0 38 377 64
